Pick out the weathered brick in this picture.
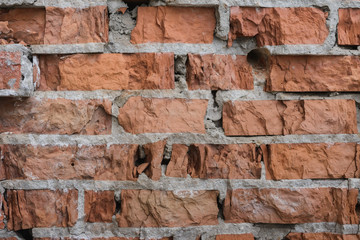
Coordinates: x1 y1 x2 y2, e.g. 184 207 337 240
223 99 358 136
338 9 360 45
228 7 328 47
0 144 139 181
44 6 108 44
0 51 21 90
186 54 253 90
143 140 167 180
165 144 262 179
0 98 112 135
131 6 216 44
6 189 78 231
263 143 360 180
117 190 219 227
266 56 360 92
285 233 360 240
85 191 115 223
0 8 45 44
0 194 4 229
38 53 174 91
117 97 208 134
216 234 254 240
224 188 358 224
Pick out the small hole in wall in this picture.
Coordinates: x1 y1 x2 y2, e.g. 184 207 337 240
246 48 271 70
16 229 33 240
135 146 146 166
71 162 75 167
122 1 149 10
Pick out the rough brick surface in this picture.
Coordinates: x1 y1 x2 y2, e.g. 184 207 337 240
224 188 358 224
223 99 358 136
85 191 115 223
6 189 78 231
118 97 208 134
131 6 216 44
0 144 139 181
0 194 4 229
0 8 45 44
0 98 112 135
38 53 174 91
186 54 253 90
0 51 21 90
44 6 108 44
216 234 255 240
264 143 360 180
228 7 328 47
166 144 262 179
338 8 360 45
117 190 219 227
143 140 167 180
266 56 360 92
285 233 360 240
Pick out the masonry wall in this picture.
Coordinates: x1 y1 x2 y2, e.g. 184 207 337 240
1 0 360 239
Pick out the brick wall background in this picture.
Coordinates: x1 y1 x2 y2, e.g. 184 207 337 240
0 0 360 239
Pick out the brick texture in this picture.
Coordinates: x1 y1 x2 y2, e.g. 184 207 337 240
338 9 360 45
0 51 21 90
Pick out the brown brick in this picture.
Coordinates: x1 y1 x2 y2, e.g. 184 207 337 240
338 9 360 45
38 53 174 91
0 144 139 181
0 51 21 90
186 54 253 90
117 97 208 134
131 6 216 44
143 140 167 181
285 233 360 240
117 190 219 227
0 194 4 229
223 99 358 136
224 188 358 224
0 8 45 44
85 191 115 223
165 144 262 179
0 98 112 135
266 56 360 92
6 189 78 231
264 143 360 180
44 6 108 44
229 7 328 47
216 234 254 240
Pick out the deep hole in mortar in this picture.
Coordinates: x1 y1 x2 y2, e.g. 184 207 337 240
246 48 271 70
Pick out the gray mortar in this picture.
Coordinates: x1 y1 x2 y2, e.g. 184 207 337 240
31 43 105 54
108 7 137 43
0 44 34 97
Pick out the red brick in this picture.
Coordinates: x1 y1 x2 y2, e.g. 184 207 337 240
224 188 358 224
266 56 360 92
0 194 4 229
117 97 208 134
131 6 216 44
229 7 328 47
285 233 360 240
216 234 254 240
0 144 139 181
0 51 21 90
85 191 115 223
165 144 262 179
0 98 112 135
186 54 253 90
44 6 108 44
0 8 45 45
117 190 218 227
338 9 360 45
223 99 358 136
143 140 167 180
263 143 360 180
38 53 174 91
6 189 78 231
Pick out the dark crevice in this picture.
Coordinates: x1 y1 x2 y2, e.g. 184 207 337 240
161 144 171 166
115 195 121 214
135 146 146 167
217 195 224 220
122 1 149 10
16 229 33 240
246 48 271 70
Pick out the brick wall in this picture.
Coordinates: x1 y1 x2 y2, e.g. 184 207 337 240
0 0 360 239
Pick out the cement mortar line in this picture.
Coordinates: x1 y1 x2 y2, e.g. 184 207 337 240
30 222 360 239
0 133 359 146
0 0 107 8
31 43 105 54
